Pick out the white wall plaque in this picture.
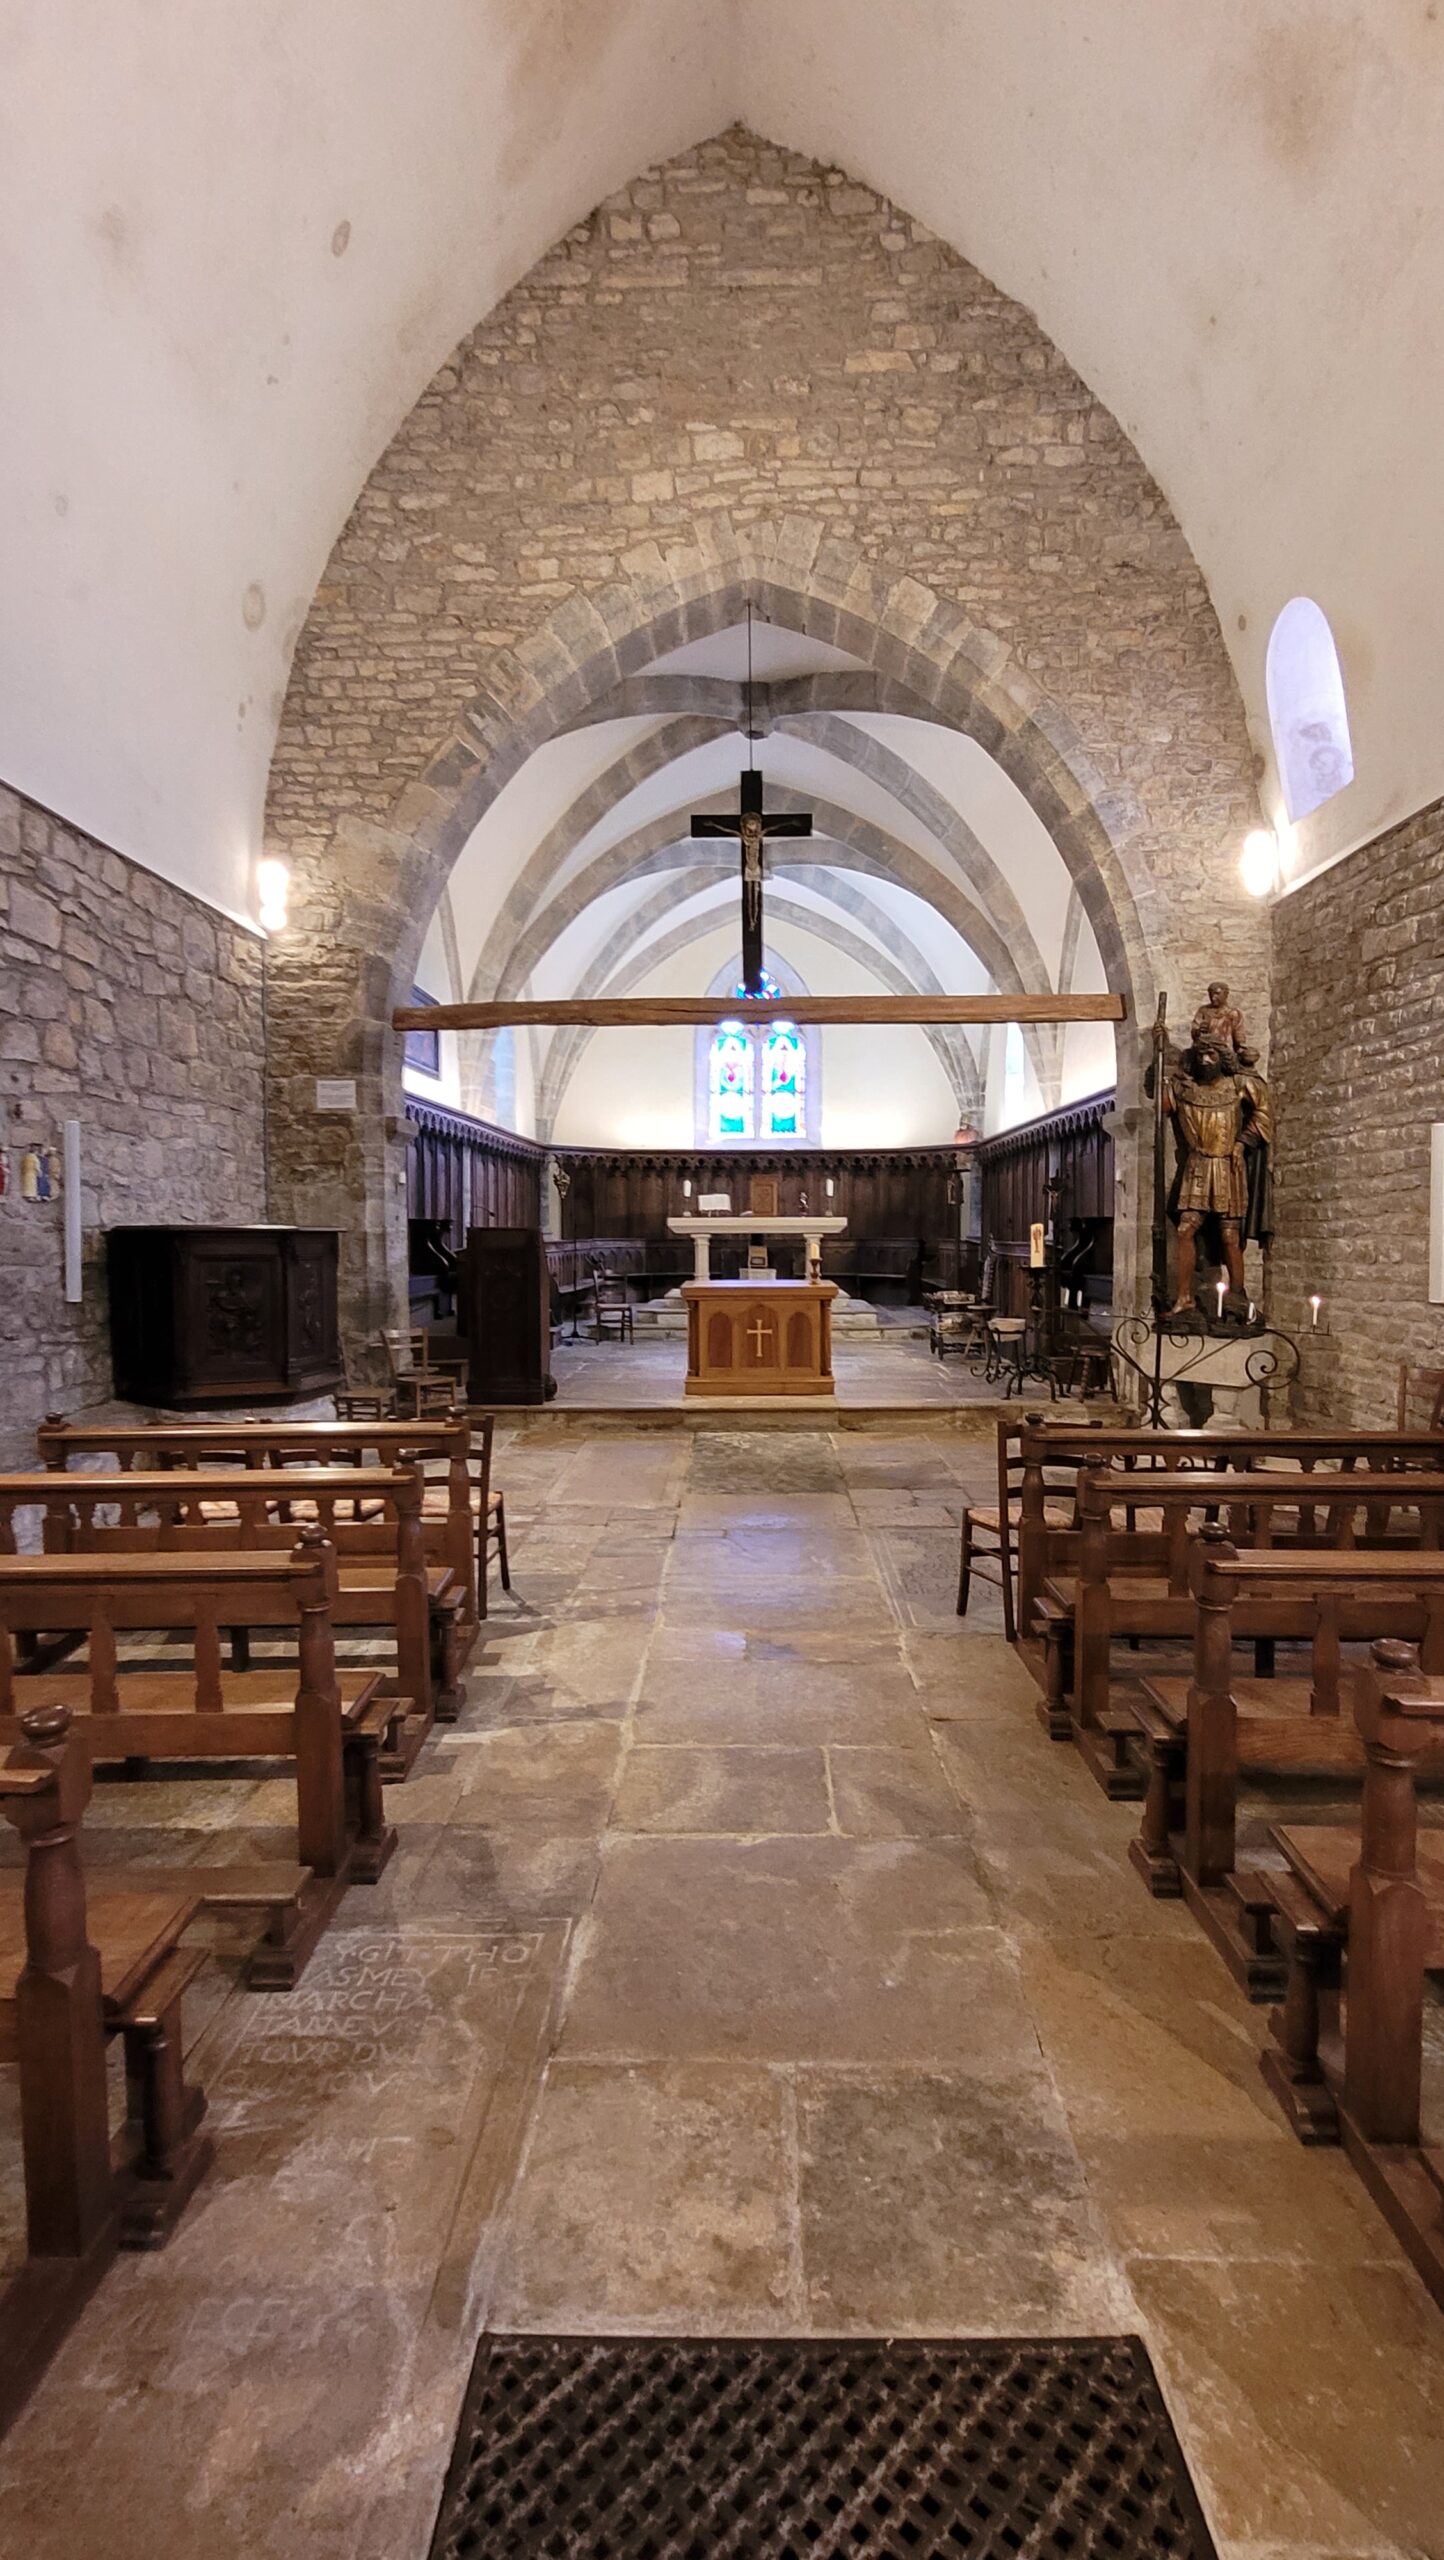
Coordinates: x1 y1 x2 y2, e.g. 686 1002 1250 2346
315 1077 357 1111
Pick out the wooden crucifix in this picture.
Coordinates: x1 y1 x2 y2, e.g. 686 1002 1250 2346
690 767 812 994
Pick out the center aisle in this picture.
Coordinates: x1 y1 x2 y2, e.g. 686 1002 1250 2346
3 1423 1442 2560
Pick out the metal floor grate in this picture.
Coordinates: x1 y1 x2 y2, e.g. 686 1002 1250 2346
429 2335 1217 2560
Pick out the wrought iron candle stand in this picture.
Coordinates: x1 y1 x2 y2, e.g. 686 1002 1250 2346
1111 1307 1300 1430
1001 1264 1060 1401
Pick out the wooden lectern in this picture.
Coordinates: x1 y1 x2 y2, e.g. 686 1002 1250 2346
460 1227 557 1405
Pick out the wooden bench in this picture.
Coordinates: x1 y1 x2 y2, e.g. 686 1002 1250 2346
1129 1536 1444 1994
1044 1464 1444 1797
36 1412 482 1645
1257 1637 1444 2310
0 1704 216 2435
1015 1419 1444 1638
3 1463 461 1774
0 1535 397 1987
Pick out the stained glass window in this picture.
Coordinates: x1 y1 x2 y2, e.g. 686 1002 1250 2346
762 1021 804 1138
708 1021 754 1142
704 977 814 1142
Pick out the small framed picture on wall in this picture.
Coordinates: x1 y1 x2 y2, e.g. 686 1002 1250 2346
403 986 441 1078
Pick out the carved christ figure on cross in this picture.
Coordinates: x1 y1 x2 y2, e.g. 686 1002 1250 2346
690 767 813 995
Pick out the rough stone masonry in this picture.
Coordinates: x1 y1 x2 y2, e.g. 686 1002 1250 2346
1270 791 1444 1425
260 125 1267 1352
0 781 266 1465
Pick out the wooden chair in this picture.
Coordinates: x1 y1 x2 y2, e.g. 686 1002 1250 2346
381 1326 469 1417
589 1261 635 1345
0 1535 397 1986
414 1415 511 1619
956 1414 1085 1643
0 1702 215 2435
1258 1637 1444 2309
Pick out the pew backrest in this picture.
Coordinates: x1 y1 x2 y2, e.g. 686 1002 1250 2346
34 1419 478 1625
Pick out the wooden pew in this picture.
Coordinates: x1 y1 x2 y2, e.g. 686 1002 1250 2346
0 1464 458 1775
0 1704 215 2436
0 1534 396 1987
1015 1418 1444 1638
1130 1536 1444 1994
35 1413 481 1651
1258 1638 1444 2310
1044 1465 1444 1797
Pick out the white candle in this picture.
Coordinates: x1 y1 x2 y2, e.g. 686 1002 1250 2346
1214 1279 1226 1319
825 1177 835 1199
683 1179 692 1200
63 1119 82 1304
1309 1293 1322 1330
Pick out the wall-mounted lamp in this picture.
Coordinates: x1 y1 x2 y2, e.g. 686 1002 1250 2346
1239 827 1280 899
257 856 290 933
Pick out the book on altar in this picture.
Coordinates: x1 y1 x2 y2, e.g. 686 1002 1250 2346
697 1193 732 1214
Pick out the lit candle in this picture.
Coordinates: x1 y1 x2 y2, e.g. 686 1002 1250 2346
1309 1293 1322 1330
1214 1279 1226 1319
1246 1300 1255 1325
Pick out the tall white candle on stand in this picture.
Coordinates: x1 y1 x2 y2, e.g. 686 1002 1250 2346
1214 1278 1226 1320
63 1118 82 1303
1309 1294 1322 1330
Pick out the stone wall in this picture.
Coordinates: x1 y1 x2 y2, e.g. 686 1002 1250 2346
0 782 267 1463
261 124 1265 1353
1269 794 1444 1425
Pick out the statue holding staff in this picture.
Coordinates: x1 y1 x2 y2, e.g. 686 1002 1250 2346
1162 1020 1273 1313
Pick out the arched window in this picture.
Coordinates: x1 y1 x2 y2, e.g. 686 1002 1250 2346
1266 597 1354 822
708 1021 754 1142
699 969 819 1143
762 1022 805 1138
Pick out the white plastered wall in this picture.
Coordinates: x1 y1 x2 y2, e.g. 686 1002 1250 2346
4 3 1443 926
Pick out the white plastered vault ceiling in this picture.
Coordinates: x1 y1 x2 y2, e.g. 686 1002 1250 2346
5 2 1441 1007
413 615 1114 1140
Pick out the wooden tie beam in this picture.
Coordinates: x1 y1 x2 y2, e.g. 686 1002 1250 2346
392 994 1127 1032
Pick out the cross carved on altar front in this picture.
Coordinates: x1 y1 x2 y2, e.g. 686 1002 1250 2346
746 1315 774 1361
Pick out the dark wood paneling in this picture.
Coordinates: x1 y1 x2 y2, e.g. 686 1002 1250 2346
405 1103 546 1319
553 1149 958 1254
975 1091 1116 1318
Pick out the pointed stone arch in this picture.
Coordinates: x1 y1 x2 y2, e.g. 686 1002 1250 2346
262 126 1263 1345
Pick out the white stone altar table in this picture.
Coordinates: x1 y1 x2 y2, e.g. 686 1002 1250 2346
667 1214 847 1280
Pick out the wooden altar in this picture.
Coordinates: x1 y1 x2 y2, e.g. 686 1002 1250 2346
681 1279 838 1399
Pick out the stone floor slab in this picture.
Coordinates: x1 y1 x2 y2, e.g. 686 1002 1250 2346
612 1743 832 1835
490 2060 798 2331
